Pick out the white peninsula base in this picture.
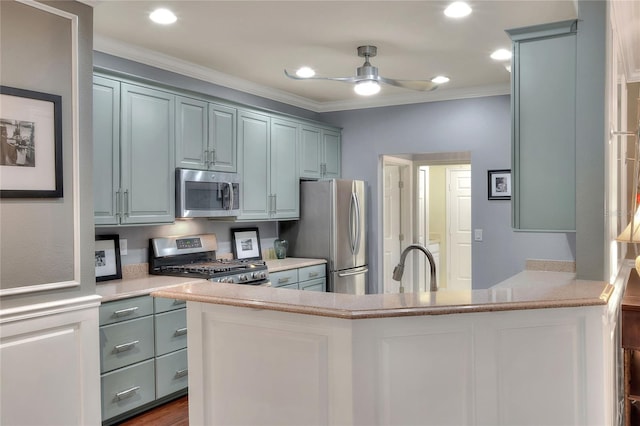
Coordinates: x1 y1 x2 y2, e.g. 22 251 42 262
184 296 618 425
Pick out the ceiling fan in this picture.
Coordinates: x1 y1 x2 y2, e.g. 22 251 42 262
284 45 445 96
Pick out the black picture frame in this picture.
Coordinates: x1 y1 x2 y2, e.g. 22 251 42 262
95 235 122 282
488 169 512 200
231 227 262 260
0 85 63 198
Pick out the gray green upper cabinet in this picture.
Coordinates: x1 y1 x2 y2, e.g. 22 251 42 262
237 110 299 220
507 20 577 232
175 96 237 172
93 75 175 225
299 124 341 179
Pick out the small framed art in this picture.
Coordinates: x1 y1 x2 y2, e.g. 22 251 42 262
231 227 262 260
95 235 122 282
488 169 511 200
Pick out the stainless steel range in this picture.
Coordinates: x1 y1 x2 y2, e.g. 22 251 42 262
149 234 269 285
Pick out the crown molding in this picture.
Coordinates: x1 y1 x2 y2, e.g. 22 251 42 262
94 35 510 113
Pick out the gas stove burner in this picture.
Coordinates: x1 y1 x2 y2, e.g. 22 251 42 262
149 234 270 285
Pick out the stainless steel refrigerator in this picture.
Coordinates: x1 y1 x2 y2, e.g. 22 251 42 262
280 179 367 294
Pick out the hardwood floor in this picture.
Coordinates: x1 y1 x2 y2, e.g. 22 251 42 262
118 396 188 426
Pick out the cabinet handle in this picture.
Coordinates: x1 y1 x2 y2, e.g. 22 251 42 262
278 277 290 284
273 194 277 213
115 190 121 218
114 340 139 353
204 149 210 168
172 299 186 306
113 306 138 317
210 149 216 164
321 163 326 176
123 190 129 217
174 327 188 337
115 386 140 401
308 272 319 278
175 368 188 379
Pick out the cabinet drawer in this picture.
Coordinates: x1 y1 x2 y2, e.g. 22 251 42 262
100 296 153 326
100 316 155 373
154 297 187 314
270 269 298 288
278 282 299 290
101 359 155 421
298 264 326 281
155 308 187 356
156 348 188 398
300 277 326 292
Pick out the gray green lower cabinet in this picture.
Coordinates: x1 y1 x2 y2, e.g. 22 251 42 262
270 264 326 291
99 296 188 424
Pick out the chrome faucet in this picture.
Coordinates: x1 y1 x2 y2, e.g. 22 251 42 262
392 244 437 292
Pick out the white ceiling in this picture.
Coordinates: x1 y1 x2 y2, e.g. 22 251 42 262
92 1 585 112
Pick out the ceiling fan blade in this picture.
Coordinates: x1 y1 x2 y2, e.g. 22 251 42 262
284 69 360 83
379 77 438 92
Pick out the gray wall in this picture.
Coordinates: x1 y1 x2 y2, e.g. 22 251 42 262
0 0 95 308
322 96 576 292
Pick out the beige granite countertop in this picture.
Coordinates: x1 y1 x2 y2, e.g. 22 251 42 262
265 257 326 272
151 270 614 319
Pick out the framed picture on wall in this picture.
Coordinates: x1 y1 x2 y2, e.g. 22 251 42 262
95 235 122 282
0 86 63 198
488 169 512 200
231 227 262 260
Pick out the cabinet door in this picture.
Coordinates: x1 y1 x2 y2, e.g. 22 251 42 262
322 128 341 179
238 110 270 220
509 22 576 231
93 76 120 226
270 118 299 219
209 103 237 172
120 83 175 224
299 124 322 179
175 96 208 170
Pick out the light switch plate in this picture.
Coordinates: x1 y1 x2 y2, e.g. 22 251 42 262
474 229 483 241
120 239 128 255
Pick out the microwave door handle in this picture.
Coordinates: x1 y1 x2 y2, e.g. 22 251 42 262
227 182 234 210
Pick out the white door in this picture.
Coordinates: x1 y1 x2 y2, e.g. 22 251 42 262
447 168 472 290
383 164 402 293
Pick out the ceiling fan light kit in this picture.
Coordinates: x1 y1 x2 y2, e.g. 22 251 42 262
284 45 447 96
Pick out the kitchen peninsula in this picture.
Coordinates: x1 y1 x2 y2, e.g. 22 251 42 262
153 267 625 426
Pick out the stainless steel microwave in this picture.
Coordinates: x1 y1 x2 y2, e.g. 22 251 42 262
175 168 240 218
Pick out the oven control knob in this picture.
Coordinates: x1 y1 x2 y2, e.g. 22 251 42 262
252 271 266 280
238 274 248 282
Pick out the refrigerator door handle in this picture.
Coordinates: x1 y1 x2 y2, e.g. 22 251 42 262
353 191 361 255
349 192 357 254
337 267 368 277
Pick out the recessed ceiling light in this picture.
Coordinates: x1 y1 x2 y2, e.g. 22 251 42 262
295 67 315 78
444 2 472 18
149 8 177 25
490 48 512 61
354 80 381 96
431 76 450 84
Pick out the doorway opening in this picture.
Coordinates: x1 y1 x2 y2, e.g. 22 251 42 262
381 152 472 293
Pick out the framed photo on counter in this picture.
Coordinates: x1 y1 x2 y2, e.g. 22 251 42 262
95 235 122 282
488 169 511 200
231 227 262 260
